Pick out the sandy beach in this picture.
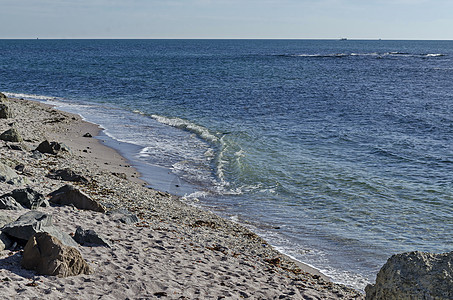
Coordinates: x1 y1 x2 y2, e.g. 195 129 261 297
0 96 363 299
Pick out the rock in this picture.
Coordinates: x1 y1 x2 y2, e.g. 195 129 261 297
46 168 88 183
365 251 453 300
0 104 12 119
74 226 111 248
21 232 92 277
0 212 15 228
7 143 28 151
35 140 71 155
0 127 23 142
0 92 7 102
48 185 105 213
30 150 44 160
0 231 12 251
0 161 25 185
106 208 139 224
83 133 92 138
2 211 78 247
0 196 24 210
1 188 48 209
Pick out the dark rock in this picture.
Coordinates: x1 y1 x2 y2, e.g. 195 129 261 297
35 140 71 155
0 231 12 251
106 208 139 224
7 143 27 151
15 164 25 172
46 168 88 183
365 251 453 300
48 185 105 213
74 226 111 248
21 232 92 277
0 127 23 142
0 92 7 102
83 133 92 138
1 188 48 210
0 103 12 119
0 196 24 210
2 211 78 247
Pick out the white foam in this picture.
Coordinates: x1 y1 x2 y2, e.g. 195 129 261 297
3 92 58 101
151 114 219 143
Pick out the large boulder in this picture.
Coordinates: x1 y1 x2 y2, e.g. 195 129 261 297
0 127 23 142
365 251 453 300
0 161 25 185
46 168 88 183
48 185 105 213
21 232 92 277
74 226 111 248
1 188 48 209
1 211 78 247
0 212 15 227
0 196 24 210
35 140 71 155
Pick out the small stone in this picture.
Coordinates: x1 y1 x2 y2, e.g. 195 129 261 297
74 226 111 248
46 168 88 183
83 133 92 138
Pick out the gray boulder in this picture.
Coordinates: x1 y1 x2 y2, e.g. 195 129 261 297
0 212 15 227
365 251 453 300
74 226 111 248
106 208 139 224
0 127 23 142
0 103 12 119
0 196 24 210
1 188 48 209
35 140 70 155
0 161 25 185
1 211 78 247
46 168 88 183
21 232 92 277
49 185 105 213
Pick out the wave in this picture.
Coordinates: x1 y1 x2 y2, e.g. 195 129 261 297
151 114 219 143
278 52 446 59
2 92 59 101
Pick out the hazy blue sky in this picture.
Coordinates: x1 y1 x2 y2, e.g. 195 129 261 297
1 0 452 39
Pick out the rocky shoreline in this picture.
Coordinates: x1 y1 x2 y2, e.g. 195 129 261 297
0 94 364 299
1 94 451 299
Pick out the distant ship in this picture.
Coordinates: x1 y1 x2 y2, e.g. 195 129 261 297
339 38 347 41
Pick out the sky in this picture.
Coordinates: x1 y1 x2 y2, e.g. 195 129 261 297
1 0 453 39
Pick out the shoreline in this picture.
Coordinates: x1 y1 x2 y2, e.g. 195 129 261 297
0 96 363 298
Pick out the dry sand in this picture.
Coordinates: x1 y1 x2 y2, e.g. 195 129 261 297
0 97 364 299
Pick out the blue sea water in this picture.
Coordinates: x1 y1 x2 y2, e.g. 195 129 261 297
1 39 452 290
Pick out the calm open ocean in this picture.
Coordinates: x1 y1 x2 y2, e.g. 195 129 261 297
1 39 452 290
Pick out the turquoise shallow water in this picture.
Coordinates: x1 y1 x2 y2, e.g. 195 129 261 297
1 39 452 289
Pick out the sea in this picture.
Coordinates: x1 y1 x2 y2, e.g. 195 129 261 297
1 39 452 290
